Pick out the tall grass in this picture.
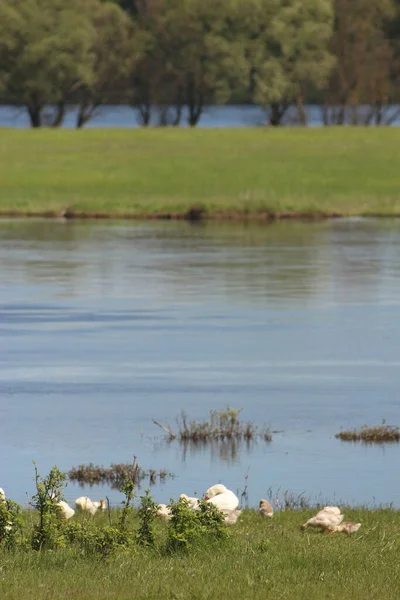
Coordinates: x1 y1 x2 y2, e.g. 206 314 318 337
1 128 400 218
1 507 399 600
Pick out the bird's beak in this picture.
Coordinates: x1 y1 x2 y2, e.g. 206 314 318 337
204 496 209 501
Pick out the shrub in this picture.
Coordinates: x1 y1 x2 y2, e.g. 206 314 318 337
30 463 67 551
165 497 229 554
165 497 200 553
137 489 158 548
0 496 23 549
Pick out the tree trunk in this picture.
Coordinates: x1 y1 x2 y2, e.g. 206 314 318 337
321 105 330 126
187 103 202 127
186 78 203 127
296 97 307 126
136 103 151 126
172 104 182 126
158 106 169 126
269 102 288 126
76 100 99 129
27 105 42 128
51 102 65 128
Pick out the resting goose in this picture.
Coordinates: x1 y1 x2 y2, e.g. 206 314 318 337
301 506 344 533
204 484 239 512
56 500 75 520
179 494 199 509
75 496 105 516
156 503 172 520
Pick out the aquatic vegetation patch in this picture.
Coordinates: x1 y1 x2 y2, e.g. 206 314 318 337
68 462 173 489
153 407 272 444
335 423 400 444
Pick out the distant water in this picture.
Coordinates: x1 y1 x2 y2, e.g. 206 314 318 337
0 218 399 508
1 104 400 128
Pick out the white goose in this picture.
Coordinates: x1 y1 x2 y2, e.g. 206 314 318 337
92 499 106 511
56 500 75 520
156 503 172 520
331 521 361 535
301 506 344 533
179 494 199 509
0 488 13 532
204 484 239 513
75 496 105 516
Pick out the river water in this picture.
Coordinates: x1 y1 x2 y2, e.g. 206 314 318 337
1 218 399 509
1 104 400 128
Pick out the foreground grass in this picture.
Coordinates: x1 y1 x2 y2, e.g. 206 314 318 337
1 508 399 600
0 128 400 218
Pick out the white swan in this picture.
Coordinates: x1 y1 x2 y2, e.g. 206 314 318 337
259 498 274 518
301 506 344 532
204 484 239 512
0 488 5 501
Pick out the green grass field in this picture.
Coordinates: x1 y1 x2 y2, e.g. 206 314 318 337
0 128 399 218
1 507 399 600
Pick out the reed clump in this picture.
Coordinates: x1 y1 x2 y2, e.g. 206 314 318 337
153 407 272 444
335 423 400 444
68 462 173 489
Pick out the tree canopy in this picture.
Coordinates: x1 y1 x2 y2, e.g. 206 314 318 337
0 0 95 126
0 0 399 127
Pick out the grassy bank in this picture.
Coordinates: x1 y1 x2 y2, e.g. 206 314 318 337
0 128 400 219
1 507 399 600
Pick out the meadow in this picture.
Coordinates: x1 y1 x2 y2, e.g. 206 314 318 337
1 506 399 600
1 128 400 219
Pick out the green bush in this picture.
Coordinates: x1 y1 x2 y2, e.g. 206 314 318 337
0 496 23 549
30 463 68 551
137 489 158 548
165 497 228 554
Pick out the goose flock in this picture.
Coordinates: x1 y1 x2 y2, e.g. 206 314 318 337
0 485 361 534
300 505 361 534
156 485 361 534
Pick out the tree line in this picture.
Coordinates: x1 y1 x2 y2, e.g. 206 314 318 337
0 0 399 128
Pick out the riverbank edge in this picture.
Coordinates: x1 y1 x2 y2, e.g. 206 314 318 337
2 208 400 221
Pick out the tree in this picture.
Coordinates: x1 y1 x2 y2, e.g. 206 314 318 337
128 0 165 126
249 0 335 125
75 0 135 128
0 0 95 127
323 0 397 125
158 0 249 126
128 0 249 127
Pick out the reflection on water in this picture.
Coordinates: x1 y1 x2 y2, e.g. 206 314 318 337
175 437 262 465
0 218 400 507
